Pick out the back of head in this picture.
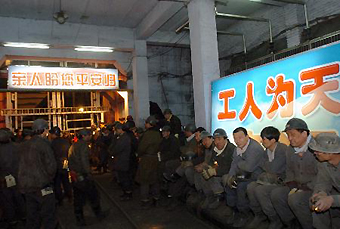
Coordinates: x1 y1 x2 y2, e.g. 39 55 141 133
49 126 61 137
0 129 11 143
77 129 91 139
32 119 48 135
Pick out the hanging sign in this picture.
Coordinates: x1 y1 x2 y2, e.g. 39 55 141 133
8 66 119 90
212 41 340 141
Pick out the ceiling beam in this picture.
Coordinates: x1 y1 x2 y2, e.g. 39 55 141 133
135 1 184 40
270 0 305 5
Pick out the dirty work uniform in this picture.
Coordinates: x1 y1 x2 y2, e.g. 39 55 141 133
0 140 25 225
18 135 57 229
68 139 103 222
270 146 318 229
51 137 72 203
110 132 132 192
135 127 162 200
247 142 287 219
226 138 264 213
312 162 340 229
197 142 235 195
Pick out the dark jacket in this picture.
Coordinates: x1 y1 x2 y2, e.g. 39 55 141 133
68 139 91 176
18 135 57 193
167 115 182 136
0 141 20 182
135 127 162 185
159 135 180 162
51 137 70 172
209 142 236 177
110 132 131 171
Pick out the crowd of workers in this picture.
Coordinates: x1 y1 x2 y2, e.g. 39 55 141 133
0 108 340 229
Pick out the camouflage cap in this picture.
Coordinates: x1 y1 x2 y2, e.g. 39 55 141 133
309 133 340 154
32 119 48 131
184 124 196 133
283 118 309 132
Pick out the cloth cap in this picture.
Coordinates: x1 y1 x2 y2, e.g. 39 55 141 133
308 133 340 154
284 118 308 132
0 129 11 142
163 109 172 115
213 128 227 138
200 131 212 139
145 116 157 126
162 125 171 132
32 119 48 131
184 124 196 133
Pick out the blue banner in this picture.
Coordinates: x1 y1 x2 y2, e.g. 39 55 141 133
212 42 340 142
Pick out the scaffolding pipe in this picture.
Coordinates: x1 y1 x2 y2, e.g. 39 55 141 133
215 8 273 45
304 4 309 29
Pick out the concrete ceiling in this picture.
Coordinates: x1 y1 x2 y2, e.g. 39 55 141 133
0 0 299 38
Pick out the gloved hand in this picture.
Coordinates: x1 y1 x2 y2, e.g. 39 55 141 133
181 161 193 168
223 174 236 188
286 181 298 190
288 188 303 196
202 166 216 180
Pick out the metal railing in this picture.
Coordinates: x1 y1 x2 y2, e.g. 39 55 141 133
225 30 340 76
0 106 109 117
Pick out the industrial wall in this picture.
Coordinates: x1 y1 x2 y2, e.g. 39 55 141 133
218 0 340 76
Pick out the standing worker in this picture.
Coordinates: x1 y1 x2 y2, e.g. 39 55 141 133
68 129 108 226
49 126 72 205
135 116 162 208
163 109 182 138
18 119 57 229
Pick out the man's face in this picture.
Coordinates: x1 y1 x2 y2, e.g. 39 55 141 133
195 131 201 142
233 131 249 149
84 134 92 142
202 137 213 149
145 122 152 129
314 151 332 162
261 137 276 149
214 136 227 150
164 113 171 120
285 129 307 147
162 130 170 138
116 129 124 135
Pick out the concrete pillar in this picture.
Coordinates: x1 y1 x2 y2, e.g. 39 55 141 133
188 0 220 131
284 4 305 48
132 40 150 127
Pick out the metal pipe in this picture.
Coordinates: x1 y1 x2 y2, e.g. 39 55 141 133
304 4 309 29
175 20 189 34
184 27 247 54
269 20 273 43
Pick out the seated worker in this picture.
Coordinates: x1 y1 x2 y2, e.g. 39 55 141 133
309 133 340 229
246 126 288 229
197 129 236 209
158 126 180 180
224 127 265 228
270 118 318 229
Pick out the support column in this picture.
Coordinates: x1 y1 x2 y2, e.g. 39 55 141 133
188 0 220 131
132 40 150 127
284 4 305 48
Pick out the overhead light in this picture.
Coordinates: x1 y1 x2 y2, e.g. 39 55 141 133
3 42 50 49
74 46 114 53
53 11 68 24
